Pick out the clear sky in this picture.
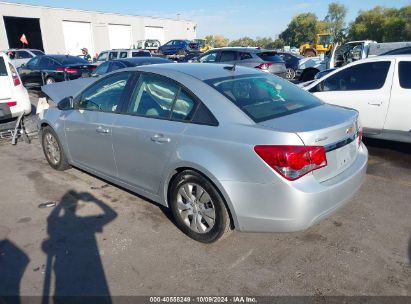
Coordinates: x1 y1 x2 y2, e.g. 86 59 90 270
3 0 411 39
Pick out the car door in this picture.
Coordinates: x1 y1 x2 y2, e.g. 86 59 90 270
112 72 198 195
64 71 133 177
383 60 411 133
19 56 40 86
309 60 394 132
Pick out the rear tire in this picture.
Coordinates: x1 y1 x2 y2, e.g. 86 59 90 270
41 126 70 171
285 68 296 79
169 170 231 243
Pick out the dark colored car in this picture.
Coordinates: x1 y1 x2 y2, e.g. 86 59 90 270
381 46 411 55
18 55 95 88
158 40 199 56
276 52 304 79
93 57 172 76
197 47 287 78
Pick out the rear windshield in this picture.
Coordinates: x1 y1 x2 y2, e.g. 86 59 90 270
31 50 44 56
132 51 151 57
256 52 283 62
206 74 322 122
56 56 88 65
0 57 7 76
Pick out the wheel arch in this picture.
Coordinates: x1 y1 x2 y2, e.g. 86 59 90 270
163 164 238 230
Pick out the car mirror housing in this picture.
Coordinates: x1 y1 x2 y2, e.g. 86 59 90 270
57 96 74 110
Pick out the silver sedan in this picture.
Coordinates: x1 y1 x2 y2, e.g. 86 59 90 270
39 63 368 243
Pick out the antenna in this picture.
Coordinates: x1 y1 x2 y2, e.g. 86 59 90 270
224 62 237 71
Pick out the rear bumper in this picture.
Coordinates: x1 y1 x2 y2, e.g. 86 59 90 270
221 143 368 232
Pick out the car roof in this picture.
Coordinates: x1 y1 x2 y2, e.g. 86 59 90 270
126 62 263 81
206 47 273 53
5 48 43 52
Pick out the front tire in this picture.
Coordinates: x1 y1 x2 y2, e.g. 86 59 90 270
169 170 231 243
41 126 70 171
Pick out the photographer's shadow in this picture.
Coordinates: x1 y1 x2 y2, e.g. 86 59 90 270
42 190 117 303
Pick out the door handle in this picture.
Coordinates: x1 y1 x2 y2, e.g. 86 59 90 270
151 134 171 143
96 126 110 134
368 101 382 106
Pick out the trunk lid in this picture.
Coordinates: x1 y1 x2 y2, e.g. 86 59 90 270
0 56 12 100
259 104 360 182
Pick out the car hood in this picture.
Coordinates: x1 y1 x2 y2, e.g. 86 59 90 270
41 77 95 103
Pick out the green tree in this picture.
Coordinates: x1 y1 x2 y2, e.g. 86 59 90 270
203 35 229 47
228 37 256 47
280 13 318 46
348 5 411 42
325 2 348 42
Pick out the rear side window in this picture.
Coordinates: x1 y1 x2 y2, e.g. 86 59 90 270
206 74 322 122
132 51 150 57
15 51 32 59
31 50 44 56
171 90 197 121
240 52 252 60
399 61 411 89
316 61 391 92
0 57 7 76
257 52 283 62
120 52 128 58
220 51 237 62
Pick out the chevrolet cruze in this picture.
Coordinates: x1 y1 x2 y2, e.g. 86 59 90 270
39 63 368 243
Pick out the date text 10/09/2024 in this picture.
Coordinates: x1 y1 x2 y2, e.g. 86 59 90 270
149 297 257 303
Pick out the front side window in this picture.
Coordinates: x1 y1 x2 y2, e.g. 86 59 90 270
127 74 179 118
220 51 237 62
110 61 127 72
78 72 131 112
313 61 391 92
132 51 151 57
109 52 118 60
199 51 218 63
399 61 411 89
206 73 322 122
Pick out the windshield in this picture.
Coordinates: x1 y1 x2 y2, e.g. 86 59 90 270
206 73 322 122
334 42 363 67
318 35 333 45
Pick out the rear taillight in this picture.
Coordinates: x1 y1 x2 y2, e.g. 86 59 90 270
358 128 363 145
7 101 17 107
56 67 78 74
8 63 21 86
257 62 273 70
254 145 327 181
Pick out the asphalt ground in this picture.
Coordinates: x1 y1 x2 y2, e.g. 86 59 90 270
0 92 409 300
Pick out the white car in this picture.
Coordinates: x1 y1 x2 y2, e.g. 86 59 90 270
0 52 31 122
2 48 45 68
303 55 411 143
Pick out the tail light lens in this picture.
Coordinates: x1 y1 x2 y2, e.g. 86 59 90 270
56 67 78 74
257 62 273 70
254 145 327 181
7 101 17 107
357 128 363 145
8 63 21 86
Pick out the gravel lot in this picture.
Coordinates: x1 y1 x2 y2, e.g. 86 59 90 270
0 92 410 298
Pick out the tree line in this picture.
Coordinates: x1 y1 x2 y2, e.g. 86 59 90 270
203 2 411 49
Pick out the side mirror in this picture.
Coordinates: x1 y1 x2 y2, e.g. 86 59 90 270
57 96 73 110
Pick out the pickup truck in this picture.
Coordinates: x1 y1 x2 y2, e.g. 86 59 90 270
297 40 411 81
303 55 411 143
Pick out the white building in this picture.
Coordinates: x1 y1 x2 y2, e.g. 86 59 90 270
0 1 197 56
